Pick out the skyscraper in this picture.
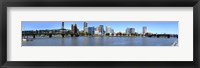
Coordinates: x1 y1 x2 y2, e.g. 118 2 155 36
84 27 88 32
61 22 64 29
94 26 100 35
88 27 94 35
99 25 104 34
71 24 78 34
106 26 110 33
130 28 135 34
126 28 130 34
105 26 114 34
83 22 87 32
126 27 135 34
111 29 114 33
143 26 147 35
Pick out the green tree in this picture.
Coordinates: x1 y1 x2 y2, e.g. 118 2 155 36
131 33 134 36
79 32 85 36
123 33 127 36
88 33 92 36
111 33 114 36
106 33 110 36
119 32 122 36
127 34 130 36
85 32 89 36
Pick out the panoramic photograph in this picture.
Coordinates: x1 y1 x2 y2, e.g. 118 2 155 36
22 21 178 46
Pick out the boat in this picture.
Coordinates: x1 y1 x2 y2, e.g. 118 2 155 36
22 38 33 41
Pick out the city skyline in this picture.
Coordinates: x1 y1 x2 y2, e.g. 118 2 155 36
22 21 178 34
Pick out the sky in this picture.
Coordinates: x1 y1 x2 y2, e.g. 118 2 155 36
22 21 178 34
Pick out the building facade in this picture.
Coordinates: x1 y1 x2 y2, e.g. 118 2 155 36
106 26 114 34
99 25 104 35
71 24 78 34
84 27 88 32
106 26 111 33
94 26 100 35
83 22 87 32
61 22 64 29
143 26 147 35
88 27 95 35
126 28 135 34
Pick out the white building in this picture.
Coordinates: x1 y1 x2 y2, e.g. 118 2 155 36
84 27 88 32
143 26 147 35
106 26 114 34
106 26 111 33
126 27 135 34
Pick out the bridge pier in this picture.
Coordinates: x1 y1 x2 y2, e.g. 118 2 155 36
61 34 65 38
49 34 52 38
33 34 35 38
157 35 160 38
167 35 170 38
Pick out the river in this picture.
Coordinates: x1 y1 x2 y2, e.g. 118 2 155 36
22 36 178 46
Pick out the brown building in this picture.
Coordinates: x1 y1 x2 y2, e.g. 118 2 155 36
83 22 87 32
71 24 78 34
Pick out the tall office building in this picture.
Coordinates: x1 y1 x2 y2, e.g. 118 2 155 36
84 27 88 32
60 22 66 33
88 27 94 35
83 22 87 32
126 27 135 34
106 26 110 33
126 28 130 34
99 25 104 34
105 26 114 34
94 26 100 35
111 29 114 33
143 26 147 35
71 24 78 34
61 22 64 29
130 28 135 33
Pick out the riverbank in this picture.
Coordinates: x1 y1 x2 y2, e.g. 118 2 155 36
23 35 178 39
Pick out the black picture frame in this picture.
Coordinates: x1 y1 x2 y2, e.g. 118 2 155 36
0 0 199 68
